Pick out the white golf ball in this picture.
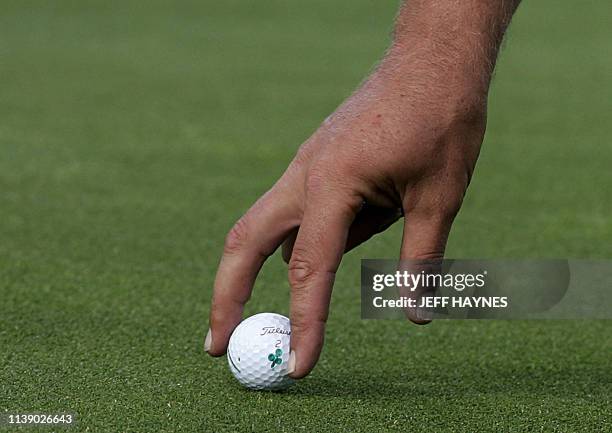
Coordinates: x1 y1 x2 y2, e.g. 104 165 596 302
227 313 294 391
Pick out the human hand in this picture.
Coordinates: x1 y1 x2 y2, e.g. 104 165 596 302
206 0 520 379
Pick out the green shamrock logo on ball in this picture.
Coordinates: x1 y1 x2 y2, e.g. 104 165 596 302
268 349 283 369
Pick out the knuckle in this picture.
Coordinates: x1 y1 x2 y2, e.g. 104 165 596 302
223 217 249 255
288 245 338 292
304 166 328 196
288 255 316 290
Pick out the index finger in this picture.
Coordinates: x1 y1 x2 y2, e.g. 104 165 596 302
206 190 299 356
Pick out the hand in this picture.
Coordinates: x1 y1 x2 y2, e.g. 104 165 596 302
206 58 486 374
205 0 520 379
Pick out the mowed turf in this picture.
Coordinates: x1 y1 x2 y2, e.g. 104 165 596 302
1 1 611 432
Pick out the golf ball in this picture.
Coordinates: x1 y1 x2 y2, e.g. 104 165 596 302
227 313 294 390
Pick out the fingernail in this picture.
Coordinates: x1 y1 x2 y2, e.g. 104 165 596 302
287 350 296 375
204 328 212 353
416 307 434 322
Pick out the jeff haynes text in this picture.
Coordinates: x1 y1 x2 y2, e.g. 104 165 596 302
372 296 509 309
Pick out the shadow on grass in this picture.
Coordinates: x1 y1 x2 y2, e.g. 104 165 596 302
289 362 611 399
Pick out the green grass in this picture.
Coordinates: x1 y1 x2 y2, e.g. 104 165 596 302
1 1 611 431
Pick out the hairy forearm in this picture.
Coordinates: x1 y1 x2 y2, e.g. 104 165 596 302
319 0 522 159
376 0 521 110
351 0 520 120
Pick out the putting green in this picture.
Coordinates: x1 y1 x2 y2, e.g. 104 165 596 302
1 1 610 431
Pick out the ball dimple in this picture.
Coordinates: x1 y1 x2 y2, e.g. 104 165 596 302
227 313 294 391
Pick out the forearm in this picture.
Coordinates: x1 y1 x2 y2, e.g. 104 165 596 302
377 0 521 111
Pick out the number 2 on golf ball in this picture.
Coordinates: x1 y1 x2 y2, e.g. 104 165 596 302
227 313 294 391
